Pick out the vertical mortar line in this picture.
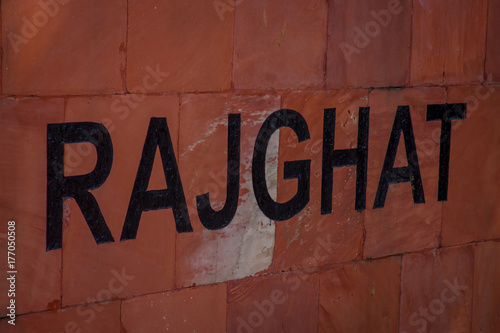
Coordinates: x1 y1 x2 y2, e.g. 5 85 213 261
1 3 3 95
124 0 130 93
322 0 330 90
397 254 404 332
407 0 414 87
483 0 489 82
118 300 125 332
225 281 230 333
315 271 320 333
230 0 237 92
469 245 476 332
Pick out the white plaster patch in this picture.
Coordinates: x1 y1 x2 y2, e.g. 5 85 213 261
182 96 280 286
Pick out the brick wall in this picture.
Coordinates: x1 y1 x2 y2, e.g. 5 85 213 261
1 0 499 332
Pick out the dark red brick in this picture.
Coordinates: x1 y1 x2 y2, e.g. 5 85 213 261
319 257 401 332
364 88 446 258
0 98 64 315
274 90 368 271
400 246 473 333
127 0 233 93
122 284 226 332
441 87 500 246
473 241 500 332
233 0 327 90
411 0 487 86
328 0 411 89
1 0 126 95
61 95 179 306
227 272 319 333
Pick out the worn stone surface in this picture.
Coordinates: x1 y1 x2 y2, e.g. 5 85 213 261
127 0 233 93
400 246 473 333
0 301 120 332
441 87 500 246
227 272 319 332
233 0 327 90
319 257 401 332
175 93 280 288
1 0 126 95
411 0 488 86
0 98 64 316
274 90 367 271
328 0 411 89
61 95 180 306
122 284 226 332
473 241 500 332
364 88 446 258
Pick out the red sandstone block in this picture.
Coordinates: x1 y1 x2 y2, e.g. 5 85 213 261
411 0 487 86
61 95 179 306
233 0 327 90
122 284 226 332
227 272 319 333
319 257 401 332
127 0 233 93
328 0 411 89
1 0 126 95
364 88 446 258
175 93 280 288
274 90 368 271
0 98 64 315
473 241 500 332
441 87 500 246
0 300 120 332
400 246 473 333
486 0 500 83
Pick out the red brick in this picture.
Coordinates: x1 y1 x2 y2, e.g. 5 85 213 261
473 241 500 332
175 93 280 287
127 0 233 93
274 90 368 271
0 98 64 315
441 87 500 246
122 284 226 332
319 257 401 332
328 0 411 89
411 0 488 86
61 95 179 306
0 300 120 333
227 272 319 333
364 88 446 258
486 0 500 83
400 246 473 333
233 0 327 90
1 0 126 95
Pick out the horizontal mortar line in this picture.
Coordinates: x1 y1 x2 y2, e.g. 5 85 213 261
2 83 500 100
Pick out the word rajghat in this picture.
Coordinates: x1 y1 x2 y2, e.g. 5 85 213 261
45 104 466 251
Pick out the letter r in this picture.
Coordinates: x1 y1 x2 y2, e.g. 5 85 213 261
46 122 114 251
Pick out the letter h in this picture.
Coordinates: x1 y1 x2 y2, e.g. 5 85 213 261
321 107 369 213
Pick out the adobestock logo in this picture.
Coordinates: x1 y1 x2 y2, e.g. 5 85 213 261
8 0 72 54
340 0 404 63
402 277 468 333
